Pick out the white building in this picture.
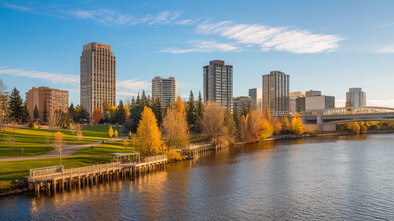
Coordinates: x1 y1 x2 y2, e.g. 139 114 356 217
152 76 177 109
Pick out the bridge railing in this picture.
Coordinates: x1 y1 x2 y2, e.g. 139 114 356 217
301 106 394 117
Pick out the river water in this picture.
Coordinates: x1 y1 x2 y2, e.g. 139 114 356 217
1 134 393 220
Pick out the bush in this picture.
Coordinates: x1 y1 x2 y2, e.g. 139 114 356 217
167 150 184 162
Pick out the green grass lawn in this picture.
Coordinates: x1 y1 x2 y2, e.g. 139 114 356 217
0 126 122 158
0 140 140 182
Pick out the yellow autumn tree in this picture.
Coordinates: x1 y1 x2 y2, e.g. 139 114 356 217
346 122 360 134
114 129 119 137
137 106 165 156
281 116 290 133
108 126 114 138
291 114 305 136
162 96 189 148
272 118 282 135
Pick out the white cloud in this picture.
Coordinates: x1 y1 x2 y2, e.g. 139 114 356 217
0 67 79 85
3 2 31 12
117 79 151 96
196 21 343 54
160 40 240 53
68 9 187 27
376 45 394 53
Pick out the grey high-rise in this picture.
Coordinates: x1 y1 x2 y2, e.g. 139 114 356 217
346 88 366 107
80 42 116 116
262 71 290 117
203 60 233 110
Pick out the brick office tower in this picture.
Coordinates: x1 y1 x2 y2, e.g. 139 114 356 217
80 42 116 116
26 87 68 122
262 71 290 117
203 60 233 110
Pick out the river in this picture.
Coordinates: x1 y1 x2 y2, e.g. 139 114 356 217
1 134 393 220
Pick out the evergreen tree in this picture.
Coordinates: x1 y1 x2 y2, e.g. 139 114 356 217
115 100 126 125
43 105 48 123
186 90 198 128
151 97 163 126
196 91 204 123
33 105 39 120
79 106 90 122
9 87 23 123
68 103 75 123
22 101 31 123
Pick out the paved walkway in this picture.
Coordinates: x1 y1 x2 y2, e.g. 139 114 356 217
0 137 128 162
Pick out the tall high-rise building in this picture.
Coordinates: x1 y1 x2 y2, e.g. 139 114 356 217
346 88 366 107
262 71 290 117
26 87 68 121
80 42 116 116
203 60 233 110
152 76 177 109
249 88 262 111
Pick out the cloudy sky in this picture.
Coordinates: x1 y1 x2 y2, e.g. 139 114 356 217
1 0 394 107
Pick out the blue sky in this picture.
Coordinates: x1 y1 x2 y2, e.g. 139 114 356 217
1 0 394 107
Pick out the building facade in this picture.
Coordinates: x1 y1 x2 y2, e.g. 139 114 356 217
346 88 366 107
249 88 262 111
295 97 306 113
305 90 321 97
290 91 304 114
305 95 335 110
152 76 177 109
203 60 233 110
80 42 116 116
233 96 251 114
26 87 68 121
262 71 290 117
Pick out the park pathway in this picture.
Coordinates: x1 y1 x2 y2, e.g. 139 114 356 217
0 137 128 162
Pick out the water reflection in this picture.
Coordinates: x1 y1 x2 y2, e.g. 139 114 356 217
1 134 393 220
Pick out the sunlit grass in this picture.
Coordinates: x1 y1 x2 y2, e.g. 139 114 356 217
0 126 121 158
0 140 140 181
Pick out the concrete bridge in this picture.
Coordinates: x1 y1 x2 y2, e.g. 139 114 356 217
299 106 394 131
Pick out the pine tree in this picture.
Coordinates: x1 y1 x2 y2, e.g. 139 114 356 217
151 97 163 126
115 100 126 125
22 101 31 124
9 87 23 123
33 105 39 120
43 105 48 123
186 90 198 128
196 91 204 122
67 103 75 123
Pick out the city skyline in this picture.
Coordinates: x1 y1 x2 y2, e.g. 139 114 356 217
1 0 394 107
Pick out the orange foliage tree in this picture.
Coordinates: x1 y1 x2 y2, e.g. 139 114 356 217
137 106 165 156
92 109 101 124
55 131 64 165
239 110 273 143
162 96 189 148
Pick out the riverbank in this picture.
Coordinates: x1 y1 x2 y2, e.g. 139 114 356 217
2 129 394 196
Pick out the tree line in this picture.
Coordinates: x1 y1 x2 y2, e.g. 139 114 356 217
131 90 305 158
